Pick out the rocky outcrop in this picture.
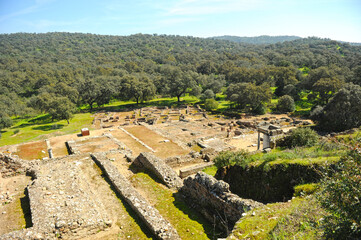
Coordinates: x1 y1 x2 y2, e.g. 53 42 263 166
91 153 180 240
181 172 263 234
133 152 183 190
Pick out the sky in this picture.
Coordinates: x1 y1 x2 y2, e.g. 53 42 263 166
0 0 360 42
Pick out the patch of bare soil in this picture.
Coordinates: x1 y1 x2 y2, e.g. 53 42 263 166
14 141 48 160
124 125 188 159
0 175 32 235
111 130 149 157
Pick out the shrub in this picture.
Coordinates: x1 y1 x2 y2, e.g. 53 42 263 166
214 150 251 169
317 150 361 239
277 95 295 113
204 98 219 111
284 127 319 148
252 104 266 115
13 129 20 135
201 89 215 100
316 83 361 131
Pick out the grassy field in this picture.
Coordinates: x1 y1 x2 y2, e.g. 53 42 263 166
229 196 324 239
0 113 93 146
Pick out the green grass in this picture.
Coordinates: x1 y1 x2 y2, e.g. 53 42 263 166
293 183 319 197
202 165 218 176
229 196 324 240
0 113 93 146
131 172 220 240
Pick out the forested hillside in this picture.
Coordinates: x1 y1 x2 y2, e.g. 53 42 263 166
1 32 361 131
210 35 302 44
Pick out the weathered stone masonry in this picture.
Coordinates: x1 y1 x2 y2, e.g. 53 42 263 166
91 152 180 240
181 172 263 233
133 152 183 190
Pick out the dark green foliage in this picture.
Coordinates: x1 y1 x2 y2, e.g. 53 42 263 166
210 35 302 44
317 150 361 239
0 113 13 131
204 99 218 111
200 89 214 100
284 127 319 148
315 83 361 131
0 33 360 119
277 95 295 113
312 77 343 104
121 74 156 104
47 97 76 124
213 150 251 169
226 83 271 113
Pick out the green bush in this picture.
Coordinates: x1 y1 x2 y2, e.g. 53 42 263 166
13 129 20 135
276 95 295 113
317 150 361 239
284 127 319 148
204 98 219 111
214 150 251 168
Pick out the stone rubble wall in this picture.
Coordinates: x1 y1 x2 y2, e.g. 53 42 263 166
181 172 263 233
179 162 214 179
1 156 111 240
133 152 183 190
164 152 202 168
91 153 180 240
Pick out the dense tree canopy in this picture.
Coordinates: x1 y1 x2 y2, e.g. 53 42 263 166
0 32 360 130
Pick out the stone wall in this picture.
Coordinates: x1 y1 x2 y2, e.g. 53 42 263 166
0 154 28 178
179 162 214 178
1 156 111 239
133 152 183 190
91 153 180 240
181 172 263 234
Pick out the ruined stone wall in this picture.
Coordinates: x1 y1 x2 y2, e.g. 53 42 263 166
0 154 28 178
133 152 183 190
181 172 263 233
91 153 180 240
179 162 214 178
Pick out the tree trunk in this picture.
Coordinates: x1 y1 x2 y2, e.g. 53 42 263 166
67 119 70 124
177 95 181 102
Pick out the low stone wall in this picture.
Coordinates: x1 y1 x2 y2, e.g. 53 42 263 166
91 153 180 240
133 152 183 190
1 157 111 239
181 172 263 234
164 153 201 168
179 162 214 178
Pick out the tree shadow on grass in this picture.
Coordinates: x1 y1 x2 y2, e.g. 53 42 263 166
172 192 225 240
32 124 65 131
